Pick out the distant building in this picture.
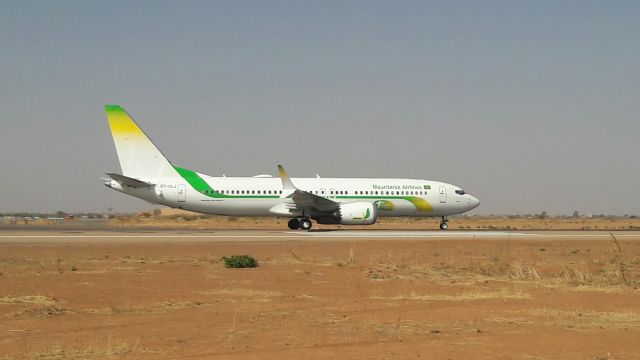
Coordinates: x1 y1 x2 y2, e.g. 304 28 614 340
572 211 580 218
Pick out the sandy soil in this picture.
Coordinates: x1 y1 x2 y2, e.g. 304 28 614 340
1 234 640 359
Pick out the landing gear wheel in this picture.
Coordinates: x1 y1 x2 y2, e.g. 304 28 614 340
439 222 449 230
299 218 312 230
288 218 300 230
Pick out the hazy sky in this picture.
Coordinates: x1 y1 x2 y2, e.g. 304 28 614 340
1 1 638 215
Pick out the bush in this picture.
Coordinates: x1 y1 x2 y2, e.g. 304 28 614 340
222 255 258 268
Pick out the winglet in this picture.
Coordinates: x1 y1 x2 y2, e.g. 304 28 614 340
277 165 298 197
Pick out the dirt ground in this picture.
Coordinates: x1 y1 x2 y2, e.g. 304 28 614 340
1 233 640 359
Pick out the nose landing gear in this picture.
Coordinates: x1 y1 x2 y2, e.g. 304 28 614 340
288 217 313 230
439 216 449 230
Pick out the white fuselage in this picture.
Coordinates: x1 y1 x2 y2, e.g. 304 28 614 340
106 175 480 218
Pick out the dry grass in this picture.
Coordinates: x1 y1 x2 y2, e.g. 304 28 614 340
366 251 639 292
12 305 69 318
14 338 143 360
0 295 69 318
348 243 356 265
0 295 58 306
85 301 204 315
196 288 284 302
492 308 640 330
508 264 543 281
372 288 532 302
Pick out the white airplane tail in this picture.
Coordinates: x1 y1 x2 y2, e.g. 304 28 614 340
105 105 176 179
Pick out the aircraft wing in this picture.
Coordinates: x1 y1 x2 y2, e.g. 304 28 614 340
105 173 154 188
277 165 339 212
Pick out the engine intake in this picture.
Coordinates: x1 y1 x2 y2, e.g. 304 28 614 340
336 202 377 225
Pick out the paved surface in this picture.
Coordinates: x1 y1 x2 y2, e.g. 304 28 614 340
0 229 639 242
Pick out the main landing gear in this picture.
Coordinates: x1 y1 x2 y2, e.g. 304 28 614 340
288 217 313 231
439 216 449 231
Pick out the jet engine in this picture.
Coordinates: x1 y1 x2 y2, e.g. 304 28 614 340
317 202 377 225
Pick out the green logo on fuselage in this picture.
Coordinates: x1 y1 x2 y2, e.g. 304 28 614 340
373 200 395 211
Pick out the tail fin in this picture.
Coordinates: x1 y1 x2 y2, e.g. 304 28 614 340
105 105 175 179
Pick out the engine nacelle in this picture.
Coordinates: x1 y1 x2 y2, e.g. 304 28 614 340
336 202 377 225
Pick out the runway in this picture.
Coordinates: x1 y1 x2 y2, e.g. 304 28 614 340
1 229 639 242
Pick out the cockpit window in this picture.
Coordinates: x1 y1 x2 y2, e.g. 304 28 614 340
455 189 466 195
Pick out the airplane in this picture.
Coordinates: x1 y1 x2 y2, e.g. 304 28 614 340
103 105 479 230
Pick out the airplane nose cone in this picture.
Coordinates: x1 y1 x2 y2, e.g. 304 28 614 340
468 195 480 210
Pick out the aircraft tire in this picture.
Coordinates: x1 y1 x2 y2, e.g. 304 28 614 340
300 218 312 230
439 222 448 230
288 218 300 230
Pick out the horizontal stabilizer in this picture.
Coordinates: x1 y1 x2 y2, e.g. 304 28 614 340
105 173 154 188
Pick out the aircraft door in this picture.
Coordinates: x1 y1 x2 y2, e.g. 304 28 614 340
439 186 447 203
177 184 187 202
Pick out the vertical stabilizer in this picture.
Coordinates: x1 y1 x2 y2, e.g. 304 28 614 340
105 105 176 179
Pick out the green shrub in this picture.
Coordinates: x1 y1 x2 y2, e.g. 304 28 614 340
222 255 258 268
